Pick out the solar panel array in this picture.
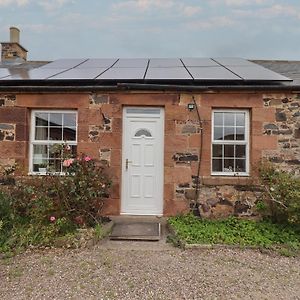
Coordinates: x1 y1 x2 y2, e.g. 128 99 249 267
0 58 291 82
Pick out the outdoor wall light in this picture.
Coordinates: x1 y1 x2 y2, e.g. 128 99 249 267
187 103 195 111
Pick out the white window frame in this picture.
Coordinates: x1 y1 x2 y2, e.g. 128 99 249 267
29 109 78 175
211 109 250 176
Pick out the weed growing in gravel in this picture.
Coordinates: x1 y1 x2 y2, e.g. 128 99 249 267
168 214 300 255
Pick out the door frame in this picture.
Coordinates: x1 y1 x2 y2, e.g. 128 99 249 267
121 106 165 216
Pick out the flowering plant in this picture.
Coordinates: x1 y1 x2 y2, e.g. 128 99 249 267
53 153 111 225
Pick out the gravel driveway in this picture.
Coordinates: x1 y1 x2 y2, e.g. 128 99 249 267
1 242 300 300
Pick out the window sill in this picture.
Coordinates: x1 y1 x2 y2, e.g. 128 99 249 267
28 172 66 176
211 172 249 177
202 175 256 186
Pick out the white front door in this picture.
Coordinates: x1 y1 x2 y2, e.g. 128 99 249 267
121 107 164 215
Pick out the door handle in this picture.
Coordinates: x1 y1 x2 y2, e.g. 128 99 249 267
125 158 132 170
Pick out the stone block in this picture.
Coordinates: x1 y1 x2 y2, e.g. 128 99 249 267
294 128 300 139
99 148 111 166
90 94 109 105
165 166 191 184
264 123 278 130
17 94 89 108
182 125 197 134
172 152 198 163
276 109 287 122
165 135 188 152
112 118 122 132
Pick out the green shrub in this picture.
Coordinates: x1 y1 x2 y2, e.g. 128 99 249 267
259 163 300 224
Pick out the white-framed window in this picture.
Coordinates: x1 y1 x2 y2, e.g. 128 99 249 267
211 109 249 176
29 110 78 174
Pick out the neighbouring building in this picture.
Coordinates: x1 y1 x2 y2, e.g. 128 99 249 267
0 27 300 218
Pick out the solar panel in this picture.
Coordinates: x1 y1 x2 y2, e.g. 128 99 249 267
182 58 219 67
7 68 67 80
77 58 117 68
97 67 146 80
113 58 148 68
227 65 292 81
0 57 292 83
145 67 192 80
49 68 108 79
41 59 87 69
187 66 241 80
149 58 183 68
213 58 256 66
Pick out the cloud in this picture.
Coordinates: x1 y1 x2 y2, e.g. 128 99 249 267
260 4 300 19
0 0 29 6
112 0 175 11
233 4 300 20
112 0 202 18
182 5 202 17
37 0 74 11
185 16 235 30
211 0 271 6
19 23 55 33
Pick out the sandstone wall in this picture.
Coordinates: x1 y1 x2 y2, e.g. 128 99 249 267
262 93 300 175
0 91 299 217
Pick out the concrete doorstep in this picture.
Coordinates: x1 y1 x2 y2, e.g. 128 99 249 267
97 216 174 251
110 222 161 241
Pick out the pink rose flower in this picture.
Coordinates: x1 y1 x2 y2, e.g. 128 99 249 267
63 158 74 167
84 156 92 162
50 216 56 222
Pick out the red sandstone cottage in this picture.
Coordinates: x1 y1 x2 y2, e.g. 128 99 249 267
1 27 300 217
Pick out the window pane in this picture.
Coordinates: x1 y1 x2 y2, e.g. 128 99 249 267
236 113 245 126
214 112 223 126
135 129 152 137
64 113 76 127
236 145 246 158
224 113 234 126
224 159 234 172
212 159 222 172
50 127 63 140
236 159 246 172
63 127 76 141
50 113 63 127
35 113 48 126
236 127 245 140
212 144 222 158
49 144 62 159
35 127 48 140
214 127 223 140
224 127 235 140
224 145 234 157
48 159 62 173
33 145 48 161
33 160 49 172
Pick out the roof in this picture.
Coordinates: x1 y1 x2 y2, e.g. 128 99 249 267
252 60 300 85
0 58 299 92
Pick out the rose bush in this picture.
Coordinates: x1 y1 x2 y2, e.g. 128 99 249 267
0 154 111 254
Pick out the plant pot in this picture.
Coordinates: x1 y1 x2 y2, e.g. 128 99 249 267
38 168 47 173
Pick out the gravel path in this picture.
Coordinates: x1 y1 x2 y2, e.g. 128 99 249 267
0 243 300 300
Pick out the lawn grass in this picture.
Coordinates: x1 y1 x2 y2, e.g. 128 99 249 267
168 215 300 254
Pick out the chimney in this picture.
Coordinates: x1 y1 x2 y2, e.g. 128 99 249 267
1 26 28 63
10 27 20 43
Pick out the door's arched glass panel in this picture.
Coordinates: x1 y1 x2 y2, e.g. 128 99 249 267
135 129 152 137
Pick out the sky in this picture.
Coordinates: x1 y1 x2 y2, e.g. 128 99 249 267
0 0 300 61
